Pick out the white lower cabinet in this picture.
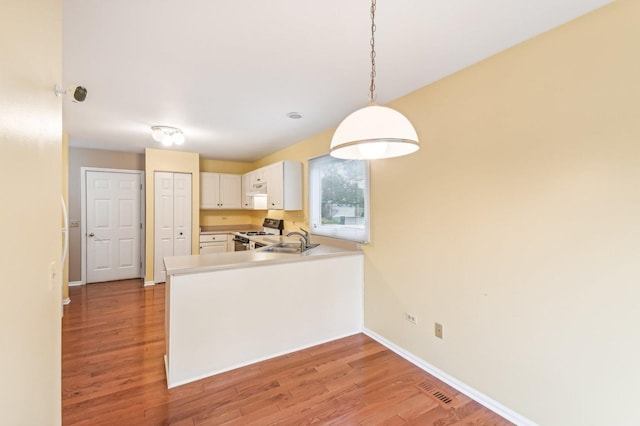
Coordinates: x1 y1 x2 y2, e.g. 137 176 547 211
199 233 232 253
200 242 226 254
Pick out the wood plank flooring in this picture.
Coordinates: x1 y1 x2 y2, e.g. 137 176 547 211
62 279 513 425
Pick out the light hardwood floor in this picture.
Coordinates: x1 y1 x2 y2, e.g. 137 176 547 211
62 279 513 425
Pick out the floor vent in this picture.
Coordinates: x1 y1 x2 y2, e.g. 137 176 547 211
416 381 456 408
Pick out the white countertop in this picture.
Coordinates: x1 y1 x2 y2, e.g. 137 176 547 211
164 237 362 276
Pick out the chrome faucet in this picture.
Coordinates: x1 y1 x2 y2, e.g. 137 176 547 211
286 231 308 250
287 227 311 251
299 227 310 245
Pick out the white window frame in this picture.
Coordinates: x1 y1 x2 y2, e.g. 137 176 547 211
308 154 370 243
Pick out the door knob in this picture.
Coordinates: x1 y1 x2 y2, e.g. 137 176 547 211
88 232 95 237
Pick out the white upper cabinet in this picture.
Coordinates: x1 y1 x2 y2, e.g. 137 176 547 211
251 168 266 187
200 172 242 209
266 161 302 211
241 172 252 209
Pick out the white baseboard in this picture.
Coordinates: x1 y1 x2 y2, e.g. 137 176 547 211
144 280 155 287
68 281 83 287
363 328 536 426
62 297 71 305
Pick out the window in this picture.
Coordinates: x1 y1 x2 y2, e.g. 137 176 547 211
309 154 370 242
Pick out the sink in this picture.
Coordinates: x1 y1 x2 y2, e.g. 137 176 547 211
258 242 320 254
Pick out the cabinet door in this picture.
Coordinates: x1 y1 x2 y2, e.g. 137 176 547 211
200 242 227 254
200 172 221 209
241 172 252 209
219 174 241 209
154 172 192 283
252 168 266 186
154 172 174 283
266 163 284 210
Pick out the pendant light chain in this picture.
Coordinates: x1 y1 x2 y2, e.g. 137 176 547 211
329 0 419 160
369 0 377 103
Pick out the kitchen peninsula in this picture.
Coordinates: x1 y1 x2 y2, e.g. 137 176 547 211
163 240 364 388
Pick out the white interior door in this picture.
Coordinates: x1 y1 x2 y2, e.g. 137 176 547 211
154 172 191 283
86 171 142 283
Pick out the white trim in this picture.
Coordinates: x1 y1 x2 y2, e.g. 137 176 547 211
144 280 155 287
363 328 537 426
68 281 83 287
81 167 145 284
62 297 71 305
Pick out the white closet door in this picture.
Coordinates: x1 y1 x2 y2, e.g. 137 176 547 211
154 172 192 283
155 172 175 283
172 173 192 257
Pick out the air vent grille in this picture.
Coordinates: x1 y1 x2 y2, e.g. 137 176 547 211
416 381 456 408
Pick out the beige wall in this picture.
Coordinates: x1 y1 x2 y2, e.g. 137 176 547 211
200 157 253 174
250 1 640 423
67 147 145 282
145 148 200 282
0 0 62 423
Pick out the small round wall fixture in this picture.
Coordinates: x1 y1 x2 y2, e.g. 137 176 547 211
151 126 185 146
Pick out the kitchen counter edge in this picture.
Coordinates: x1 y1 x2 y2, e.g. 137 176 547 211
164 243 362 276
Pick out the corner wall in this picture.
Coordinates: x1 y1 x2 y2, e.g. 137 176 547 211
62 134 69 299
0 0 63 422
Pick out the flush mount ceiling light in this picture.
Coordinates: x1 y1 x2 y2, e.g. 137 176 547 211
151 125 185 146
330 0 419 160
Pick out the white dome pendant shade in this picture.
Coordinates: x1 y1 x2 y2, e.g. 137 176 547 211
330 104 419 160
329 0 420 160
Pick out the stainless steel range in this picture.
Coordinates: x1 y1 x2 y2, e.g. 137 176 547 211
233 218 284 251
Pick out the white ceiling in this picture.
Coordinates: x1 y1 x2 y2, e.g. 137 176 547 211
63 0 613 161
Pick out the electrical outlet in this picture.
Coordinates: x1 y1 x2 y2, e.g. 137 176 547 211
69 219 80 227
435 322 443 339
405 312 417 325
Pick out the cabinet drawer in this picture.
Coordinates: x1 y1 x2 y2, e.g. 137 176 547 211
199 233 229 243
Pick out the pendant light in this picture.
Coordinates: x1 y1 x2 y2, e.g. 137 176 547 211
330 0 419 160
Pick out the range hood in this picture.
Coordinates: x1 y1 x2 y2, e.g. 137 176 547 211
247 182 267 196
